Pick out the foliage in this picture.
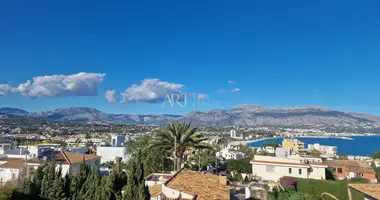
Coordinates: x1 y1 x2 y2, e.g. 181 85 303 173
227 158 252 173
124 150 150 200
337 154 348 160
238 144 256 159
149 121 213 171
125 135 173 176
13 160 128 200
279 177 297 189
373 151 380 159
348 177 369 183
296 178 363 200
261 142 280 148
231 172 243 182
310 150 321 157
374 167 380 182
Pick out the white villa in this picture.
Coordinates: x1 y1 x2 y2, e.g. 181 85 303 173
250 155 327 181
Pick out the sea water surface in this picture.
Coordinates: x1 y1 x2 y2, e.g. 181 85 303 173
248 136 380 156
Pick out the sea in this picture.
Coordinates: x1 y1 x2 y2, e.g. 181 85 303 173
247 136 380 156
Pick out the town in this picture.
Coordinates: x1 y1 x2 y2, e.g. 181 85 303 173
0 120 379 199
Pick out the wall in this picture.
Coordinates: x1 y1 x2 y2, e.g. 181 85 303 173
0 168 19 185
252 163 310 181
161 184 194 199
97 147 130 163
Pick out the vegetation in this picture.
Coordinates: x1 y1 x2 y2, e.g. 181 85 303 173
261 142 280 149
296 178 364 200
238 144 256 159
6 156 151 200
227 158 252 173
373 151 380 159
125 135 172 176
149 121 212 171
374 167 380 182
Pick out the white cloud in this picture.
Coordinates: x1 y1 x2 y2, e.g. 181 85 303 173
120 78 184 103
0 72 105 98
104 89 117 102
0 84 13 95
217 88 241 93
228 80 237 85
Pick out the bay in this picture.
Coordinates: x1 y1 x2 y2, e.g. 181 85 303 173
247 136 380 156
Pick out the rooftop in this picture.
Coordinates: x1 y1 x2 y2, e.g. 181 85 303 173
349 184 380 199
329 160 375 174
165 169 229 200
148 184 162 198
0 158 25 169
56 151 101 164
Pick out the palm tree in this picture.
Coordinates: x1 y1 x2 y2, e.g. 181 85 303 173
149 121 213 171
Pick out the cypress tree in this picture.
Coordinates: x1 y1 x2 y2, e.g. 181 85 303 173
125 150 150 200
40 160 56 199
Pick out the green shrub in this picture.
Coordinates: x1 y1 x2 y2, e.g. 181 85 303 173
227 158 252 173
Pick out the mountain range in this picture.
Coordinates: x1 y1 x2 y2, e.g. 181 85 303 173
1 105 380 126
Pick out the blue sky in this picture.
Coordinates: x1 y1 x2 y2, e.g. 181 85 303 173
0 0 380 115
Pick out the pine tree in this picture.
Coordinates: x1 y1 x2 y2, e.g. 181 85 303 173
70 162 90 199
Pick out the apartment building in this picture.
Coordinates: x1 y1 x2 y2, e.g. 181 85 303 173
282 139 305 154
329 160 377 183
251 155 327 181
307 143 337 155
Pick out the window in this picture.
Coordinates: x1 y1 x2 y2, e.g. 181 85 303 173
358 173 364 178
299 169 302 175
266 166 275 173
289 168 292 174
337 168 343 173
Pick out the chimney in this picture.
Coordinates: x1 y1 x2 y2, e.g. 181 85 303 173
218 175 227 186
115 157 122 172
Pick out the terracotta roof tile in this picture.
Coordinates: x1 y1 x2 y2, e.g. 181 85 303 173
0 158 25 169
149 184 162 198
56 151 101 164
165 169 229 200
349 184 380 199
330 160 375 174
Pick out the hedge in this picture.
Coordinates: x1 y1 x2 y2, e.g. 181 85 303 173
227 158 252 173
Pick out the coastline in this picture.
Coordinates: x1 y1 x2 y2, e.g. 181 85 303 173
228 137 272 146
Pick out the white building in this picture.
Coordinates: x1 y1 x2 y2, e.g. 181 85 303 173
96 146 130 164
230 129 243 140
217 148 246 160
27 151 101 177
307 143 337 155
111 135 125 147
250 155 327 181
257 146 276 154
0 156 25 186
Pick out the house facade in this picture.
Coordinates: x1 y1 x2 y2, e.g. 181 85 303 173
282 139 305 154
0 157 25 186
27 151 101 177
251 155 327 181
329 160 377 183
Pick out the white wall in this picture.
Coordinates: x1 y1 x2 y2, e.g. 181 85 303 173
252 163 310 181
162 184 194 199
0 168 20 185
97 147 130 163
